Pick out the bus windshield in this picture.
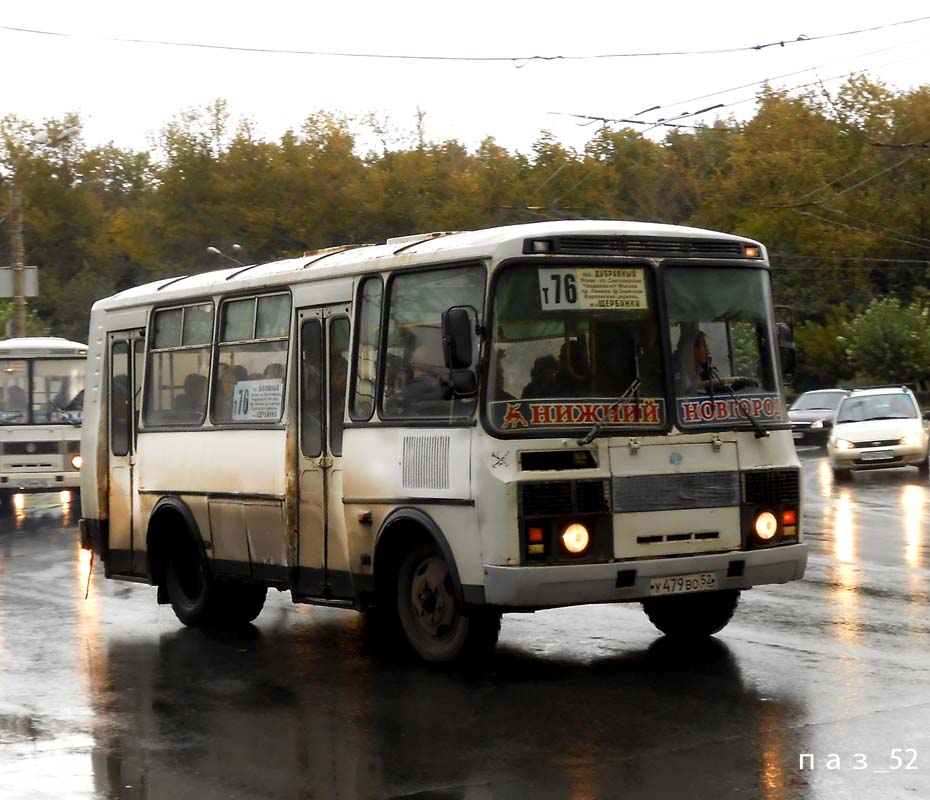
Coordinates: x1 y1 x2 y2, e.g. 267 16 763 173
0 358 86 425
665 267 784 428
487 264 666 432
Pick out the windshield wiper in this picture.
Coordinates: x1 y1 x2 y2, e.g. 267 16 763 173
578 377 642 446
707 362 768 439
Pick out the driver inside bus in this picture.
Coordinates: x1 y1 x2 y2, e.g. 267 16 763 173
675 328 757 394
393 338 448 416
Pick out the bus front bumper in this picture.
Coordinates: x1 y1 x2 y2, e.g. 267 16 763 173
483 543 807 609
1 472 81 492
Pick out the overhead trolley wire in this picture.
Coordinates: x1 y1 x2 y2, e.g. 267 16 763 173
1 15 929 63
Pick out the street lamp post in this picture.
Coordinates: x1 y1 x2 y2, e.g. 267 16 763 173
206 245 245 267
7 126 80 338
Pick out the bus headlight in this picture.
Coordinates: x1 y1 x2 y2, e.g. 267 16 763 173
70 454 83 470
754 511 778 541
561 522 590 555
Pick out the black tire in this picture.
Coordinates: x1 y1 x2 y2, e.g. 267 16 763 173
918 455 929 478
396 542 500 664
642 589 740 639
833 467 852 482
164 547 219 627
165 550 267 628
216 582 267 625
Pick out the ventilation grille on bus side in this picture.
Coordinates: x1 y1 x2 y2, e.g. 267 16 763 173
524 236 747 258
402 435 451 490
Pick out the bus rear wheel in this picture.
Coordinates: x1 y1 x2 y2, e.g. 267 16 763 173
642 589 740 639
165 549 217 627
396 542 500 664
165 546 266 628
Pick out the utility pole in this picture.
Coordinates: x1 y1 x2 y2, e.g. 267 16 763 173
9 167 25 337
6 125 80 338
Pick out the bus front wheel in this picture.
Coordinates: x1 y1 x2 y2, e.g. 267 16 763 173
642 589 740 639
396 542 500 663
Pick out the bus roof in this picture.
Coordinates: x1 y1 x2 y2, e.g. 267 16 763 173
93 220 765 311
0 337 88 355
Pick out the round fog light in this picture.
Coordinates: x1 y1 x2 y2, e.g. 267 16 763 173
70 455 83 470
754 511 778 541
561 523 590 555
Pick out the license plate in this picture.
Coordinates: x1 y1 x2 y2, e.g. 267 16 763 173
16 478 50 489
861 449 894 462
649 572 718 597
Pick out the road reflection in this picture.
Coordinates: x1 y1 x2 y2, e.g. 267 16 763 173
0 494 96 798
901 484 925 570
84 627 809 800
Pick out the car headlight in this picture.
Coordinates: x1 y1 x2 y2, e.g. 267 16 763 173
900 432 924 447
811 420 824 429
833 438 854 450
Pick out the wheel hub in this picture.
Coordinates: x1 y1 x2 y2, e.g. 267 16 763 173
410 557 456 637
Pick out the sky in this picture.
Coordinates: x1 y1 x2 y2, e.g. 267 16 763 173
3 2 930 156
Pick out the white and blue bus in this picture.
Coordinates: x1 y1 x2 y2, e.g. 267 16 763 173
80 221 805 662
0 336 86 510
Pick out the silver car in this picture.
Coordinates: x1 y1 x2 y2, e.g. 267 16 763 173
827 387 930 480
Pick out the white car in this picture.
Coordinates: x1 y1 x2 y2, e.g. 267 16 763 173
827 387 930 480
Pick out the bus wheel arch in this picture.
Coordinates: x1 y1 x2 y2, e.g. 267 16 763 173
373 508 500 663
373 508 464 608
146 497 207 599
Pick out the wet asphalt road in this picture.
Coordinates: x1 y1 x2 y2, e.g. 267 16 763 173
0 450 929 800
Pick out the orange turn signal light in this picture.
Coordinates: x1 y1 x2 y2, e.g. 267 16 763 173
781 509 797 526
528 527 545 544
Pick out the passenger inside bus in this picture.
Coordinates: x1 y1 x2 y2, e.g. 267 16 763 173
521 355 560 398
7 385 27 414
212 363 237 421
263 362 285 380
174 373 207 416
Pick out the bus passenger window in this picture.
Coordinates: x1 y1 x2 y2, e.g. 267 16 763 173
144 303 213 426
212 293 290 425
111 342 131 456
301 320 323 457
329 317 350 456
350 277 382 421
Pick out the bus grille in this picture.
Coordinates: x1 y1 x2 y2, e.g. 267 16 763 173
519 480 610 516
742 469 801 505
1 442 60 455
525 236 747 259
613 471 740 512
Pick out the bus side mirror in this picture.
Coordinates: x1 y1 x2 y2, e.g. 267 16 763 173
441 306 474 369
777 322 796 385
441 306 477 397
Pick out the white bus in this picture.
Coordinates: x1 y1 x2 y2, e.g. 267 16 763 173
80 221 806 662
0 336 86 510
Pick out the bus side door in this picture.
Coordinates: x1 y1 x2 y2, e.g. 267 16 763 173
296 307 351 598
107 330 145 575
